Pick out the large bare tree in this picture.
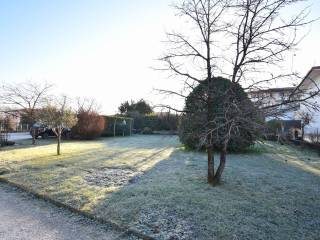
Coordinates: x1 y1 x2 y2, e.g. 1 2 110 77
0 81 52 144
159 0 317 185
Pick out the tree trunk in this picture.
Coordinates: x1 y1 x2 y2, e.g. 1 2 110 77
301 126 305 141
32 128 36 145
207 80 214 185
57 132 61 155
212 145 227 186
114 119 117 137
207 145 214 185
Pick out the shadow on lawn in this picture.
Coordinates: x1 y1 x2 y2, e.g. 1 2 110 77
87 147 320 240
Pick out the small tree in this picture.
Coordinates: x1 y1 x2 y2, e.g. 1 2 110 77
39 96 77 155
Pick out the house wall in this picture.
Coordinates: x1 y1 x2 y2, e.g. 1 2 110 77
297 72 320 135
249 89 297 121
248 67 320 136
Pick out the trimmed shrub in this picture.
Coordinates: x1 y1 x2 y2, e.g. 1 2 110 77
142 127 153 135
179 77 261 152
72 111 105 140
125 112 179 132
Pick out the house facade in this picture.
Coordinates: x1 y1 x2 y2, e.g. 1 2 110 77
295 66 320 135
248 87 297 120
248 66 320 138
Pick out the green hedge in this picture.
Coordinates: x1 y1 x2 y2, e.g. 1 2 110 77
131 113 179 131
102 116 134 137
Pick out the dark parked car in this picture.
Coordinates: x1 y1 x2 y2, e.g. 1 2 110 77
30 124 71 139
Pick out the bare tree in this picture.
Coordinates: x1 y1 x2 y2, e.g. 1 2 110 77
76 97 101 114
159 0 231 185
159 0 316 185
229 0 319 113
0 81 53 144
38 96 77 155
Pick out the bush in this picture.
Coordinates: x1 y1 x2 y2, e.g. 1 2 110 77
72 111 105 140
0 132 14 147
142 127 153 135
179 77 261 152
125 111 179 132
4 141 15 146
309 132 320 144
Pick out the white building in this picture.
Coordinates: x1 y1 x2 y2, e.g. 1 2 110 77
248 87 297 120
294 66 320 135
248 66 320 138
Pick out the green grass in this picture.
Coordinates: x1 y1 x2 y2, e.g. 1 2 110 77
0 136 319 239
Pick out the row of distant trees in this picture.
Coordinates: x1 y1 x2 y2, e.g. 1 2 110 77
118 99 179 133
0 82 105 154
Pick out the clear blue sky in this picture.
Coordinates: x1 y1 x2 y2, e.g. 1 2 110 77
0 0 319 114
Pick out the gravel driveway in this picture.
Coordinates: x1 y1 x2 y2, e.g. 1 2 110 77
0 183 137 240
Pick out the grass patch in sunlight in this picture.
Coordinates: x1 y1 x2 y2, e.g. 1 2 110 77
0 136 177 212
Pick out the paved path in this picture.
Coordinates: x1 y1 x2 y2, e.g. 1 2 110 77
0 183 136 240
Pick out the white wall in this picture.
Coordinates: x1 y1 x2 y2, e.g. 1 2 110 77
298 72 320 134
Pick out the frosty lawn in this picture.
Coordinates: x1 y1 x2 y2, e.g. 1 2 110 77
0 135 319 239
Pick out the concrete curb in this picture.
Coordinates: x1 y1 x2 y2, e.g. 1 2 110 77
0 177 155 240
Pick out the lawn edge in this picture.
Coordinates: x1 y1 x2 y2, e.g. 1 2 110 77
0 177 155 240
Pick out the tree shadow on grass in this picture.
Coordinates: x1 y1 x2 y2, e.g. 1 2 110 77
89 148 320 240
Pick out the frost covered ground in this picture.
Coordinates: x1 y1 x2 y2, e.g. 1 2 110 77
0 135 319 239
